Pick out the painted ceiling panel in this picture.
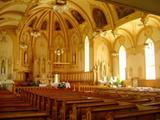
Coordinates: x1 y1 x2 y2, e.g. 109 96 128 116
0 0 142 31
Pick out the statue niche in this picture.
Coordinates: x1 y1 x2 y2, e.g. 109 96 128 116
54 48 64 63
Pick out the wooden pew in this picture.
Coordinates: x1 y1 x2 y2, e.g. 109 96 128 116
18 87 119 120
19 88 102 120
69 98 151 120
0 89 49 120
114 108 160 120
58 98 105 120
0 106 38 112
85 104 137 120
118 98 152 104
85 104 160 120
70 100 118 120
0 103 32 107
49 96 102 120
0 111 48 120
143 101 160 106
15 86 160 120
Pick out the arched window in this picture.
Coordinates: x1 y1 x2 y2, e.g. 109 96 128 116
145 38 155 80
84 36 89 72
119 46 126 80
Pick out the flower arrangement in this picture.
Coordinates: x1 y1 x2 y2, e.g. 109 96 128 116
57 82 66 88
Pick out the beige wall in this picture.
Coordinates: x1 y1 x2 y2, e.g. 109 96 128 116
93 15 160 85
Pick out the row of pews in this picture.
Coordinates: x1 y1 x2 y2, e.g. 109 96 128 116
15 86 160 120
0 88 48 120
74 84 160 100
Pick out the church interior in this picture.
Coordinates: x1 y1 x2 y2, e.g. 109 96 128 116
1 0 160 120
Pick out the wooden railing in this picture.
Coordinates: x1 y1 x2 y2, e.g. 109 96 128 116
54 71 94 85
138 79 160 88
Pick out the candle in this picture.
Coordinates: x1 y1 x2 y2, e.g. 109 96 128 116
54 74 59 83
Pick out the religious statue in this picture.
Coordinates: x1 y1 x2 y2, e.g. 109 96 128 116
54 48 64 62
93 64 98 85
24 51 28 64
1 60 6 74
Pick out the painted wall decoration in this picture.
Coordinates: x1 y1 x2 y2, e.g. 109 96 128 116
0 31 13 80
92 8 107 28
71 33 81 65
115 5 135 19
34 35 48 77
71 10 85 24
54 35 65 48
55 21 61 31
28 17 37 28
41 20 47 30
65 19 73 29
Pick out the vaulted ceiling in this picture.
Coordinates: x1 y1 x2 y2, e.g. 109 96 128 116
0 0 160 45
99 0 160 15
0 0 141 29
